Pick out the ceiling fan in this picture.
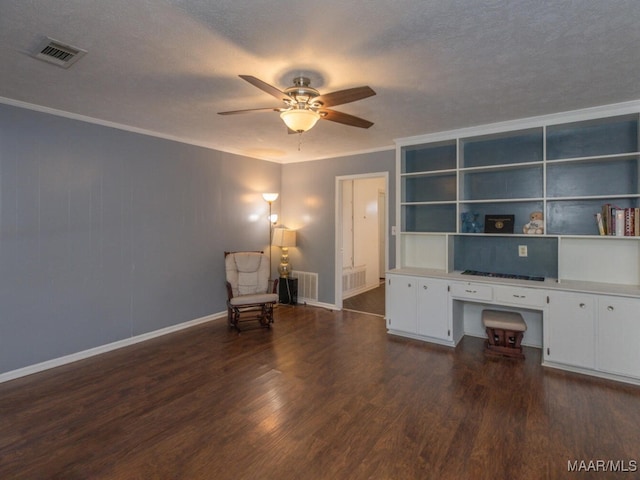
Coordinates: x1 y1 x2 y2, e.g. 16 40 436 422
218 75 376 133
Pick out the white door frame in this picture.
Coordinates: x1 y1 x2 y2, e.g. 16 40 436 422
335 172 389 310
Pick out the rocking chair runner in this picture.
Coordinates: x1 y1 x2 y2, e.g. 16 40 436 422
224 251 278 330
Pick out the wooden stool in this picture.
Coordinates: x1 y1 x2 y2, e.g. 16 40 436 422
482 309 527 359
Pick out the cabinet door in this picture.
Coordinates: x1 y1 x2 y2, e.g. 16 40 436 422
546 292 595 369
417 278 449 340
385 275 417 334
597 296 640 379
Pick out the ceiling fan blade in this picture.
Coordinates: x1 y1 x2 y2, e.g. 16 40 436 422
239 75 290 102
320 109 374 128
315 86 376 108
218 107 283 115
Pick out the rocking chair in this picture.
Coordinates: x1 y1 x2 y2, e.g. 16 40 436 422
224 251 278 330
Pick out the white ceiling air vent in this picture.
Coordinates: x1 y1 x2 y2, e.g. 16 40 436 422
33 37 87 68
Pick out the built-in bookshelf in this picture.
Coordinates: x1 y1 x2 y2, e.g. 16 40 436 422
402 140 457 233
546 114 639 237
396 102 640 287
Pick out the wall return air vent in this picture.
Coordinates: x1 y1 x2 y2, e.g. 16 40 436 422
33 37 87 68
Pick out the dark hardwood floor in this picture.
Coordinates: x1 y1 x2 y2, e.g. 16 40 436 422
1 305 639 479
343 282 385 316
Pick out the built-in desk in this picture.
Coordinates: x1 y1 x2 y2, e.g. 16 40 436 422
385 268 640 386
449 280 545 349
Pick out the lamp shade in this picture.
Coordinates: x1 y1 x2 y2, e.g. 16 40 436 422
272 228 296 247
262 192 279 203
280 109 320 132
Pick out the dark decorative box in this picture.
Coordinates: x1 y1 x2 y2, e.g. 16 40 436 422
484 215 515 234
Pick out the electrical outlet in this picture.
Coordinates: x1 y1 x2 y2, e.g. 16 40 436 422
518 245 528 257
391 226 397 236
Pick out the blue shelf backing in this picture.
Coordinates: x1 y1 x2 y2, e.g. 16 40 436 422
454 235 558 279
461 166 542 201
403 174 456 202
547 115 639 160
547 158 639 198
403 204 457 232
461 128 543 168
403 141 456 173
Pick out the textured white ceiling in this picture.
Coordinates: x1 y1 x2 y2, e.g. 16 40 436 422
1 0 639 163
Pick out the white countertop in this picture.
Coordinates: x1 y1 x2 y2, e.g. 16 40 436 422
387 268 640 298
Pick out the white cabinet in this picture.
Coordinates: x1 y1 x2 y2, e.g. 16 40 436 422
386 274 453 345
546 292 640 382
597 296 640 379
416 278 450 341
385 274 417 334
386 269 640 385
546 291 596 369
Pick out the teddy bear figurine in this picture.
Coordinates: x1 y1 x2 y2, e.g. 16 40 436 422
523 211 544 234
461 212 482 233
460 212 474 233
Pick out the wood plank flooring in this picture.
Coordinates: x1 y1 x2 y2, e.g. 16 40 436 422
1 305 639 479
343 282 385 316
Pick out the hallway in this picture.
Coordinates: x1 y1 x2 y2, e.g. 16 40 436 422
343 281 385 316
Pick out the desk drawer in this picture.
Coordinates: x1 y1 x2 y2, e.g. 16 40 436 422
495 286 545 308
450 283 493 302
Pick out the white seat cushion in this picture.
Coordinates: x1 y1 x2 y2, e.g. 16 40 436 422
225 252 270 296
482 309 527 331
229 293 278 307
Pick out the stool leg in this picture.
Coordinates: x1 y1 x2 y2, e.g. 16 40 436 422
485 327 496 346
513 331 524 349
484 327 525 359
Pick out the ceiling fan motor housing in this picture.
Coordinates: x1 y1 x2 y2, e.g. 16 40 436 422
285 77 321 107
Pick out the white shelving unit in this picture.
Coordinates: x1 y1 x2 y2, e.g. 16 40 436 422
388 102 640 386
395 102 640 289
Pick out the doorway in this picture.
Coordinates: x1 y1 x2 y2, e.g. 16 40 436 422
335 172 388 314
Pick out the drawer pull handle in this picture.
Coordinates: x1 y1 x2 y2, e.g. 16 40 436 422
513 294 525 299
579 303 586 308
465 289 477 294
423 285 428 290
607 306 614 311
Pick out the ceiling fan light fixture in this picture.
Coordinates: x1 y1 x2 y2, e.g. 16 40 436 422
280 109 320 132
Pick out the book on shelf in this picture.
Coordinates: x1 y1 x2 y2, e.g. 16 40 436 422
624 208 634 236
616 209 625 236
600 204 640 237
623 207 640 237
601 203 617 236
595 212 605 235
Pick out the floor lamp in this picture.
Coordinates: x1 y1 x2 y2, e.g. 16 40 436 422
262 192 279 281
272 227 296 278
273 227 296 304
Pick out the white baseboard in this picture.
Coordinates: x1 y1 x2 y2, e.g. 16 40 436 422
0 311 227 384
301 300 340 311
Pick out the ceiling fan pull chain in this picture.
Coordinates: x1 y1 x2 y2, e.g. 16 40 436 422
298 132 303 151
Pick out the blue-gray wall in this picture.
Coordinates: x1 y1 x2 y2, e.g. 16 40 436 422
282 151 396 304
0 102 395 375
0 104 281 373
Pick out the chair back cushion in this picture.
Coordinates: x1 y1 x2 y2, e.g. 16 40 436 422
225 252 270 296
